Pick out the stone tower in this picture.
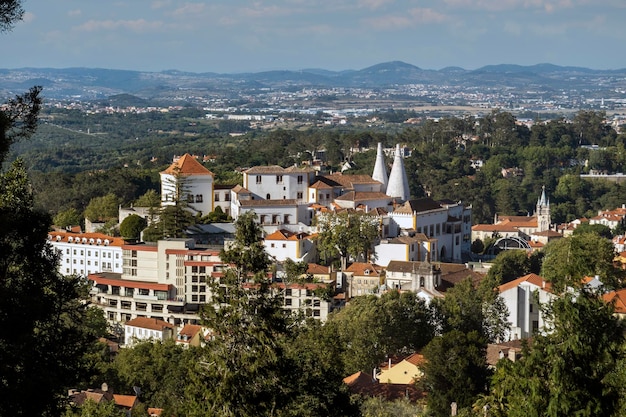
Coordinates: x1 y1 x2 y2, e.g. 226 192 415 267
536 185 551 232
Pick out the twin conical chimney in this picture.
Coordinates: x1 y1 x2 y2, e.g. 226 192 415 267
385 144 410 201
372 142 388 190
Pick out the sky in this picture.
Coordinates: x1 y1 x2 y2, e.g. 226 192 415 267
1 0 625 73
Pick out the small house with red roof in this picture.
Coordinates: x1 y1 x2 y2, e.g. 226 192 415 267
344 262 383 297
264 229 316 262
176 324 204 348
124 317 175 346
376 353 425 384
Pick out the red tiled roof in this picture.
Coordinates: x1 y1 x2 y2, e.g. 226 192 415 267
345 262 381 276
89 274 172 292
48 231 125 247
178 324 202 338
343 371 424 402
603 289 626 314
161 153 214 176
125 317 174 331
404 353 425 366
498 273 551 293
307 263 330 275
113 394 137 408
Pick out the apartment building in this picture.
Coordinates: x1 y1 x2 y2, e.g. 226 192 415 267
48 230 124 277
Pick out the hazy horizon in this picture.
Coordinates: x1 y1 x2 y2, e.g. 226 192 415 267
2 1 625 73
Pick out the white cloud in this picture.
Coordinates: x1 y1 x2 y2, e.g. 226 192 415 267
171 3 207 17
67 10 82 18
364 8 449 30
22 12 35 23
74 19 164 33
151 0 172 9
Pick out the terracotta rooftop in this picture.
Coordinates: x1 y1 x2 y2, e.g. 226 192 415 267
343 371 424 402
498 273 551 293
48 231 125 247
345 262 381 276
603 289 626 314
307 263 331 275
178 324 203 339
161 153 214 176
125 317 174 331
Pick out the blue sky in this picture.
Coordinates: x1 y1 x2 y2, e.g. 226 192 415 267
2 0 625 73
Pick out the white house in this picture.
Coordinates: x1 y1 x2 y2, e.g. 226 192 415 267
48 230 124 277
263 229 316 262
498 273 555 340
160 153 215 216
124 317 175 346
374 234 438 267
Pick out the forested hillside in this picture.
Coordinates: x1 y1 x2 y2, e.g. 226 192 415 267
16 107 626 227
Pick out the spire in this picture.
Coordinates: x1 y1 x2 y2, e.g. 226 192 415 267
386 144 410 202
537 185 549 208
372 143 388 191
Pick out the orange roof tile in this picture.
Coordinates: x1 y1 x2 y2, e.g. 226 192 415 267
404 353 425 366
161 153 214 176
48 231 125 247
178 324 202 338
113 394 137 408
603 289 626 314
125 317 174 331
345 262 381 276
498 273 551 293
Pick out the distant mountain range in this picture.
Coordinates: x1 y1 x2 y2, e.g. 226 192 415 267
1 61 625 101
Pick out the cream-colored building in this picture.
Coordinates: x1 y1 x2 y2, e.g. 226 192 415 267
377 353 425 384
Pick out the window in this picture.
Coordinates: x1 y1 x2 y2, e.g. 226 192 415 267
297 175 303 184
285 298 292 306
282 244 286 248
125 288 134 297
286 289 292 296
225 193 230 202
66 249 69 254
192 295 198 302
214 193 220 202
313 310 320 317
73 249 76 255
266 193 271 200
138 288 149 296
199 295 206 303
313 299 320 307
297 192 303 199
276 175 283 184
256 175 262 184
270 243 275 248
196 194 203 203
187 193 194 203
87 251 91 256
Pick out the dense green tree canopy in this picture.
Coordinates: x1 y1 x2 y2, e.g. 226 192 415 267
316 211 380 270
119 214 147 240
479 290 625 417
541 233 622 291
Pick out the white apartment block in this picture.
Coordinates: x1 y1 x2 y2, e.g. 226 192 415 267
48 231 124 277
